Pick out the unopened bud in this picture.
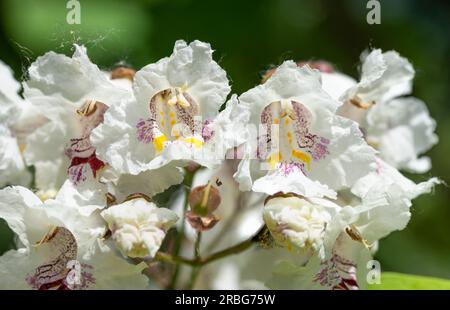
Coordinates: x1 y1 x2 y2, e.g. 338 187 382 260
188 183 221 217
297 61 334 73
111 67 136 81
261 61 334 83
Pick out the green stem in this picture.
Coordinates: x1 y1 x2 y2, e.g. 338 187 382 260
168 171 194 289
187 232 202 289
156 225 266 268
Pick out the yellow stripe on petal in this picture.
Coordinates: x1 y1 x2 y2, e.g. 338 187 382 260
267 152 282 169
292 149 311 170
153 134 167 153
183 137 204 149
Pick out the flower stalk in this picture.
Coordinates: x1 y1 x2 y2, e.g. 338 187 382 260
155 226 266 268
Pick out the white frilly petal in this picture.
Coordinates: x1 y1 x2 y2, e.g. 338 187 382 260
253 168 336 199
342 49 414 105
366 97 438 173
134 40 230 120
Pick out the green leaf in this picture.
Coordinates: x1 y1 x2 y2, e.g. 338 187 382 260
369 272 450 290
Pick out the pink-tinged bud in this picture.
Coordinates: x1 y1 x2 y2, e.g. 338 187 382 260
297 61 334 73
186 212 220 232
261 61 334 83
111 67 136 81
261 67 277 84
188 183 221 217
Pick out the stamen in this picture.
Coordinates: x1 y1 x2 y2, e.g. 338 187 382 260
200 181 213 209
34 226 58 247
106 192 117 206
76 100 98 117
349 96 375 109
345 225 372 249
124 193 152 203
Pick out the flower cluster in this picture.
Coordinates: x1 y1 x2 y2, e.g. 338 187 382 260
0 41 440 289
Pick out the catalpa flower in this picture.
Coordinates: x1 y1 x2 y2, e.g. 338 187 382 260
234 61 376 198
330 49 438 173
91 40 240 175
101 195 178 258
0 185 148 290
265 158 439 290
22 45 130 191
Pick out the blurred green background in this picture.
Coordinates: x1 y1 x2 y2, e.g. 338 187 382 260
0 0 449 279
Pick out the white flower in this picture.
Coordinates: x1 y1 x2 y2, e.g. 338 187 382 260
263 195 336 253
0 186 148 290
101 196 178 258
23 45 130 190
264 157 439 290
342 50 414 109
92 40 238 175
234 61 376 198
333 49 437 173
267 233 367 290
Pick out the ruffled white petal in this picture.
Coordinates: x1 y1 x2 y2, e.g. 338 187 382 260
0 186 42 248
24 45 127 108
91 98 158 174
342 49 414 105
366 97 438 173
239 61 339 125
134 40 230 120
253 168 336 198
309 116 377 190
351 159 440 242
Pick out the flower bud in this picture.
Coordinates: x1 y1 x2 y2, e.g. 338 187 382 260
188 183 221 217
101 197 178 258
111 67 136 81
263 195 331 252
261 61 334 83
